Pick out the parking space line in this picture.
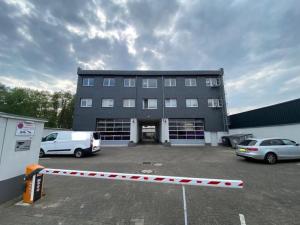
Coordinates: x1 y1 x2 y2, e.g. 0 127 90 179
239 214 246 225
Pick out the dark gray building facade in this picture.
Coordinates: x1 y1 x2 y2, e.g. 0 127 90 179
73 68 228 146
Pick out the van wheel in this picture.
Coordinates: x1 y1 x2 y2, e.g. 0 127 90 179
74 149 84 158
265 153 277 164
39 149 45 158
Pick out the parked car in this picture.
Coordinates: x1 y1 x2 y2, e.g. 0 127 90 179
236 138 300 164
222 134 253 148
40 131 101 158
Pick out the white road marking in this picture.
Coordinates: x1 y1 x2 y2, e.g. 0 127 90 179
130 219 144 225
182 185 188 225
39 158 51 159
239 214 246 225
15 201 30 206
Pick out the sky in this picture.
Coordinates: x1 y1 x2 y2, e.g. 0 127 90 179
0 0 299 114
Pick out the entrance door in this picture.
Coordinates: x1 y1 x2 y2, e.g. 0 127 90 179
142 125 156 143
139 120 160 144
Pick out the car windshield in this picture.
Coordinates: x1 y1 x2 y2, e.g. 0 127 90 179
239 140 257 146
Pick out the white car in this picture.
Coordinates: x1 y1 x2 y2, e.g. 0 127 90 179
40 131 101 158
236 138 300 164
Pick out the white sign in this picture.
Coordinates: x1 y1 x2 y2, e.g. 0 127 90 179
16 121 36 136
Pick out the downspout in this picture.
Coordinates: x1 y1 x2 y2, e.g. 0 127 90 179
220 68 228 132
161 75 165 118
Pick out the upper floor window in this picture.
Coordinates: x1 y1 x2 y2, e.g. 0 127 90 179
165 99 177 108
82 78 94 86
143 99 157 109
164 78 176 87
206 78 221 87
102 99 114 108
124 78 136 87
186 99 198 108
103 78 115 87
142 79 157 88
208 99 223 108
123 99 135 108
185 78 197 87
80 98 92 107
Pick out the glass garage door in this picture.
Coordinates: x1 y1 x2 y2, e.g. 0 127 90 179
96 119 130 141
168 119 205 145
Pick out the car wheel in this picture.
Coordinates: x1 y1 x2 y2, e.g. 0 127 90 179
74 149 83 158
39 149 45 158
265 152 277 164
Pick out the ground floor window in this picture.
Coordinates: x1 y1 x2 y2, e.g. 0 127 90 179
168 119 204 140
96 119 130 140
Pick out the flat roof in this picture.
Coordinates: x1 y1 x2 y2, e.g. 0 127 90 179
77 68 224 76
0 112 48 123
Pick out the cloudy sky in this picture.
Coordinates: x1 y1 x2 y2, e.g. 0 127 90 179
0 0 299 114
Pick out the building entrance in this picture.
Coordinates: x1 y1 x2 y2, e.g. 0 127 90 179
138 120 160 144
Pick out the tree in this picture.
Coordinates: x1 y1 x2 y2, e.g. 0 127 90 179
0 83 75 129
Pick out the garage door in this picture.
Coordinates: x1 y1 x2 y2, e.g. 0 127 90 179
168 119 205 145
96 119 130 145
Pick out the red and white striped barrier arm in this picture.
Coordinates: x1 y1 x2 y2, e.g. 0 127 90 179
40 168 243 189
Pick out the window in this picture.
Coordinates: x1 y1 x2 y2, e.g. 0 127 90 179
260 139 284 146
123 99 135 108
185 78 197 86
142 79 157 88
282 139 296 145
165 99 177 107
80 98 92 107
208 99 223 108
102 99 114 107
103 78 115 87
206 78 220 87
164 78 176 87
124 78 135 87
143 99 157 109
186 99 198 108
239 140 257 146
44 133 58 142
82 78 94 86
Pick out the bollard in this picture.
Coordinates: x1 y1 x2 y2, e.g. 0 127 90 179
23 164 45 204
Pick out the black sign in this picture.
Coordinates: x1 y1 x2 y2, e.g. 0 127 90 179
33 174 43 201
15 140 31 151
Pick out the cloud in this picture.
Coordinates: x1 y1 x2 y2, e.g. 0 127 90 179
0 0 299 113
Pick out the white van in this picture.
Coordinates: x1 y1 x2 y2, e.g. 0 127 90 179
40 131 101 158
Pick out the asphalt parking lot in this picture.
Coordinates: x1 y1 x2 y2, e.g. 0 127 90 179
1 145 300 225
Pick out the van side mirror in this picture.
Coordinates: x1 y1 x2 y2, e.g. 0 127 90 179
42 137 46 142
296 143 299 146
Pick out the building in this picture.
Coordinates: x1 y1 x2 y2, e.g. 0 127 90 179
73 68 228 146
229 98 300 143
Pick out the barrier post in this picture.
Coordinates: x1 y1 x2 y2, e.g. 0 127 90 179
23 164 44 204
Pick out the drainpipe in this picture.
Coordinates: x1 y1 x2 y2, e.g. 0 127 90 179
161 75 165 118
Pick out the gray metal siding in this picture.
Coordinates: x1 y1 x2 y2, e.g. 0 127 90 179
229 98 300 129
73 72 227 132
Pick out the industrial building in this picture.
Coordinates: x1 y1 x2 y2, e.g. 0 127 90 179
229 98 300 143
73 68 228 146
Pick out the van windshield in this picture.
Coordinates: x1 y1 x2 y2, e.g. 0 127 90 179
239 140 257 146
93 132 101 140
